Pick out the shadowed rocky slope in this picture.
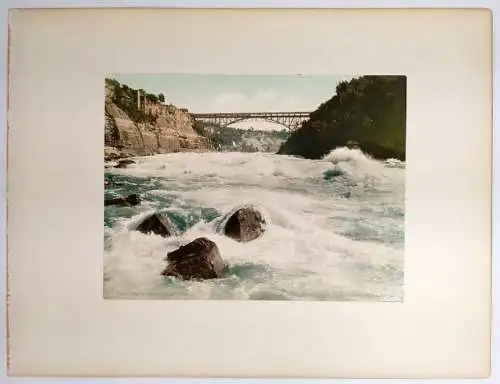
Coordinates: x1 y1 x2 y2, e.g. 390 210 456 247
278 75 406 161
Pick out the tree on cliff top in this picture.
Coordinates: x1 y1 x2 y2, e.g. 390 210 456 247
277 75 406 160
145 93 159 103
105 78 157 124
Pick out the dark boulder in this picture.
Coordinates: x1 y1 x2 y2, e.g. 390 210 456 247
223 206 266 242
115 159 136 168
134 212 176 238
161 237 228 280
104 194 140 207
346 140 360 150
105 153 122 162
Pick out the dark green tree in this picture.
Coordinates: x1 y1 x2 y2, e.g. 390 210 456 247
278 75 406 160
105 78 157 125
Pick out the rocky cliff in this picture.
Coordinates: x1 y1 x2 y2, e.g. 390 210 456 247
105 78 212 159
278 75 406 161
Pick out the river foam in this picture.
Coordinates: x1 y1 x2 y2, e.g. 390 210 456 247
104 147 405 301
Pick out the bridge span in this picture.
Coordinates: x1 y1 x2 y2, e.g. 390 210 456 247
190 111 312 131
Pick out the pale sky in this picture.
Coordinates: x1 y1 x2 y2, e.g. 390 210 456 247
111 74 356 130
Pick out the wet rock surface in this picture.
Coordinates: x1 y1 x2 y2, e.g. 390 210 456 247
162 237 228 280
104 194 141 207
223 206 266 242
134 212 177 238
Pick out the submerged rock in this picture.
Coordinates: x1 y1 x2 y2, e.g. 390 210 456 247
223 206 266 242
162 237 228 280
115 159 136 168
104 194 140 207
104 146 124 162
134 212 176 238
346 140 360 150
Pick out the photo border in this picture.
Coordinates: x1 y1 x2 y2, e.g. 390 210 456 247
2 1 496 382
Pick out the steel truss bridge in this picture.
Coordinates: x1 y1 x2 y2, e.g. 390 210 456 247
190 111 312 131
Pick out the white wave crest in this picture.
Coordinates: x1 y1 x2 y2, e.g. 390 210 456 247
104 150 405 301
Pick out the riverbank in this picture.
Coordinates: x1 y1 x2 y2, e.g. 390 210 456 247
278 75 406 161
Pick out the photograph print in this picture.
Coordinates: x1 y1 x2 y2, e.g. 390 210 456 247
104 74 406 301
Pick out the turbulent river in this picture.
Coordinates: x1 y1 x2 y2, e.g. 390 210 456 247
104 147 405 301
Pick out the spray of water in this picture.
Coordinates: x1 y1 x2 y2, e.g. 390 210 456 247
104 147 405 301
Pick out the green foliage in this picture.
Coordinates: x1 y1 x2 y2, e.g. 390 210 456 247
192 120 207 137
158 93 165 103
105 78 158 125
193 121 290 152
278 75 406 160
273 130 291 140
146 93 159 103
194 123 244 149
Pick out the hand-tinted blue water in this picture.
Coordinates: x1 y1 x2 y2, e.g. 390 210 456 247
104 147 405 301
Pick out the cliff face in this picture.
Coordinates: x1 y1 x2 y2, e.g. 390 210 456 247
104 79 212 157
278 76 406 161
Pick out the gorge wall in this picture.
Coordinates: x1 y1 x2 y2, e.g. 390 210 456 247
278 75 406 161
105 78 212 159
